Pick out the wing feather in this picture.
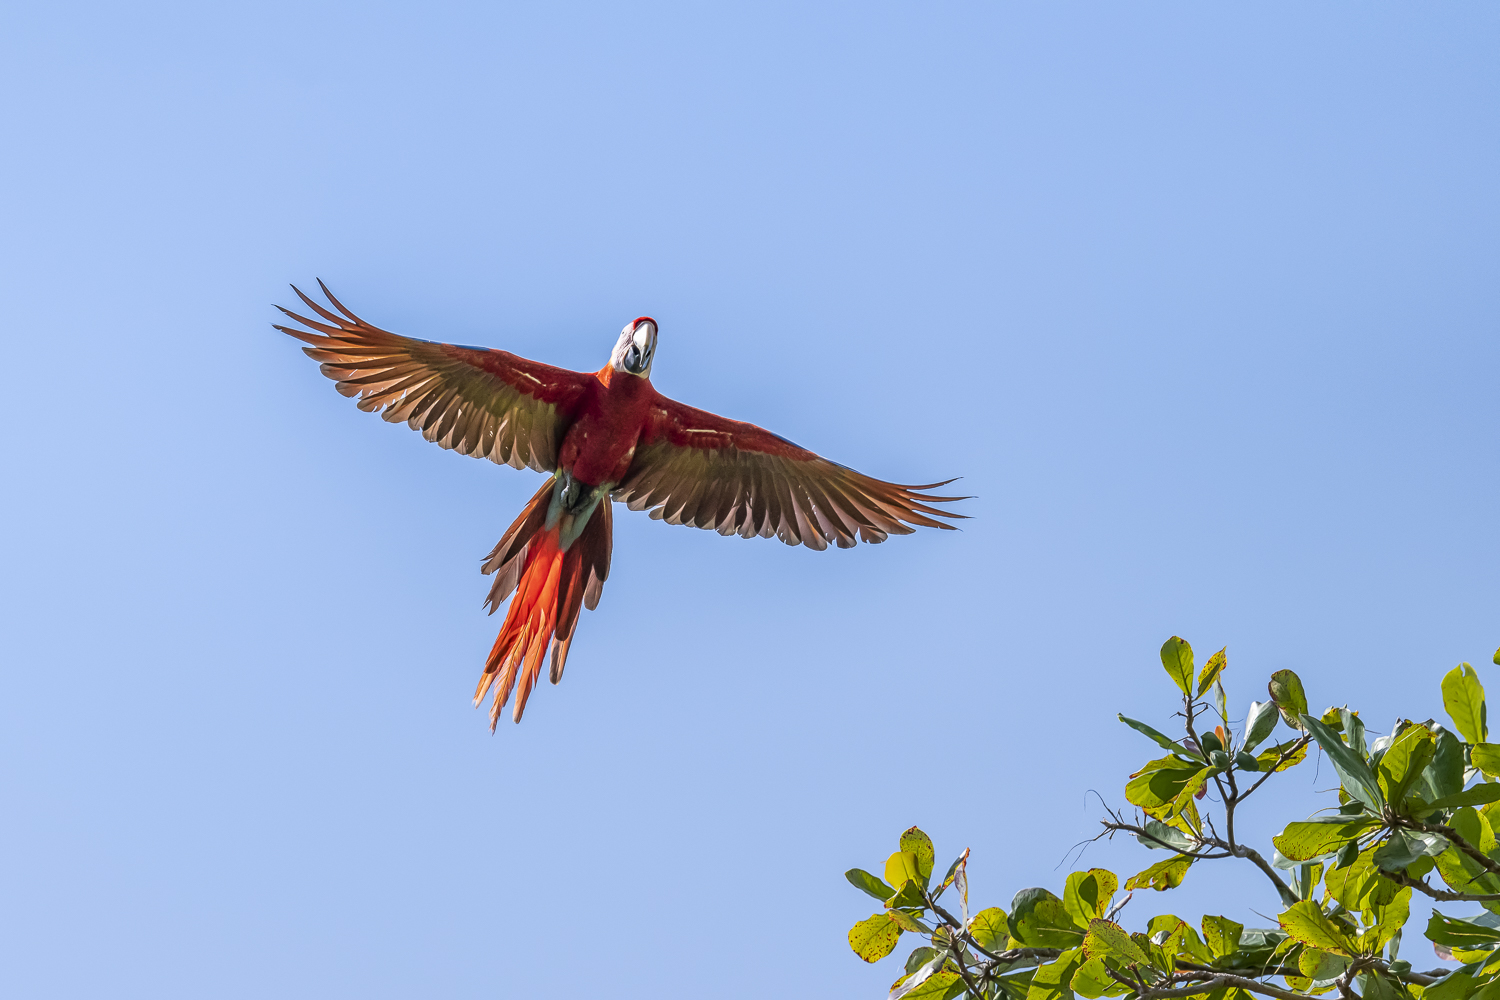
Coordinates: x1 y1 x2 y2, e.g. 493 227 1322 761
275 282 590 471
615 395 967 547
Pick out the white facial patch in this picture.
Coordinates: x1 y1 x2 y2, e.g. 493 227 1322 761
610 319 658 377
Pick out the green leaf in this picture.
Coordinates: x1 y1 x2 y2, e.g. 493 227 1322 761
845 868 896 902
1278 899 1355 956
1272 816 1380 862
1432 808 1500 899
848 912 902 962
1495 648 1500 667
1160 637 1195 696
1027 948 1085 1000
1424 972 1479 1000
1341 708 1367 758
1301 713 1385 812
1064 870 1118 927
1118 714 1199 758
1298 947 1349 987
1070 957 1130 999
1084 918 1150 965
1360 971 1403 1000
1425 726 1467 803
1269 670 1310 729
1137 819 1195 852
1426 910 1500 947
1242 700 1280 752
900 827 935 885
1428 784 1500 810
1372 829 1446 871
1201 915 1243 959
1198 647 1227 696
1443 663 1488 745
1012 888 1086 949
1377 724 1436 808
1124 855 1194 891
905 947 938 976
1125 755 1207 817
969 906 1010 953
1473 744 1500 777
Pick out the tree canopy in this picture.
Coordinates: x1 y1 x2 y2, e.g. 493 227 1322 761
844 638 1500 1000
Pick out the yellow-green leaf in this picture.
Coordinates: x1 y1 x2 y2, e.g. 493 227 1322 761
1256 739 1309 773
1269 669 1309 728
1298 947 1349 985
1324 845 1397 912
1027 948 1085 1000
969 907 1010 953
1125 854 1195 891
1084 919 1150 965
1202 915 1243 958
1273 817 1380 862
903 971 963 999
849 912 902 962
1064 869 1119 927
1161 637 1195 695
1474 744 1500 778
1443 663 1488 746
1072 957 1131 999
886 851 922 891
1358 887 1411 952
1198 647 1227 696
900 827 936 884
888 909 930 934
1278 900 1355 956
1378 724 1436 807
1012 888 1086 949
1433 809 1500 898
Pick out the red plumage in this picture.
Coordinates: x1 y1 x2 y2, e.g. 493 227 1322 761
276 282 965 727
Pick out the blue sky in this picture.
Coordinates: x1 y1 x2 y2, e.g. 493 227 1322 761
1 3 1497 997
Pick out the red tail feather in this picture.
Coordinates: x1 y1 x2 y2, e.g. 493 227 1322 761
475 479 613 728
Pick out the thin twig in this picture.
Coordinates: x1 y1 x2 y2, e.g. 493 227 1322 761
1238 736 1313 801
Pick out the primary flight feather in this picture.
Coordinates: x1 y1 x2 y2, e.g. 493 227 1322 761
276 282 967 728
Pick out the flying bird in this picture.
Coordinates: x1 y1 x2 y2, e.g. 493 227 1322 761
276 282 966 728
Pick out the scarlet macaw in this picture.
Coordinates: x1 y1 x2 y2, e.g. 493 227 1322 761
277 282 966 728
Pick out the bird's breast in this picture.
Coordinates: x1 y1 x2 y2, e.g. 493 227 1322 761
559 382 652 486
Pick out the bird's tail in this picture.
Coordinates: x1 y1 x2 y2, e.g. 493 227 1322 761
475 477 613 728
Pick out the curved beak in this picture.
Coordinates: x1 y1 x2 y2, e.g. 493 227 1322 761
623 320 655 374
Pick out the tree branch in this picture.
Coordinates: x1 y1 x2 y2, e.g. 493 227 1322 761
1135 972 1316 1000
1377 868 1500 902
1401 819 1500 879
1220 841 1299 907
947 946 985 998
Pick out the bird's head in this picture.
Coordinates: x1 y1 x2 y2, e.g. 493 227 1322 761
610 316 658 378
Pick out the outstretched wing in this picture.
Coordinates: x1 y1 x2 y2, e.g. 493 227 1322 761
275 282 591 471
613 395 967 550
